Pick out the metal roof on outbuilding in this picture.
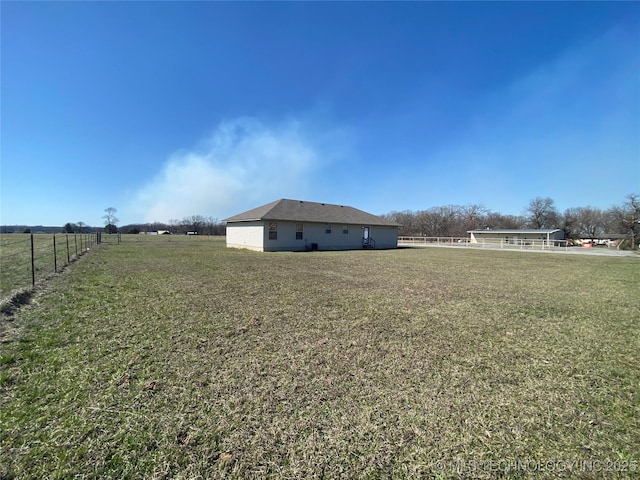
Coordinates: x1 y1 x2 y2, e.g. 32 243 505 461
467 228 561 234
224 199 400 227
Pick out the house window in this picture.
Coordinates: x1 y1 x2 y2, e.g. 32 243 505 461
295 223 303 240
325 224 332 234
269 222 277 240
343 226 349 235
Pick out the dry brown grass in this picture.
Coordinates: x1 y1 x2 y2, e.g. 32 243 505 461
1 236 638 478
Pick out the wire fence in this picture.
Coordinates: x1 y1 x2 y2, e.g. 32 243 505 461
100 233 121 245
1 233 100 300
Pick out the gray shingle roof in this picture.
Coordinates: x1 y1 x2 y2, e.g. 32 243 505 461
224 199 400 226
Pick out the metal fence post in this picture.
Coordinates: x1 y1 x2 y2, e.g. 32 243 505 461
74 234 78 257
66 234 70 263
53 235 57 272
30 234 35 286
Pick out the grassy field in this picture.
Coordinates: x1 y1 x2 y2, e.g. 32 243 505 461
1 236 638 478
0 234 98 300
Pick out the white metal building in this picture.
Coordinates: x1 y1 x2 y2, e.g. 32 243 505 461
468 228 565 246
224 199 400 252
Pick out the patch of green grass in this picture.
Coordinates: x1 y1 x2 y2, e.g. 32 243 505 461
0 354 15 365
1 233 98 300
1 236 638 478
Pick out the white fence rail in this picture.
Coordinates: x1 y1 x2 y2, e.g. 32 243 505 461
399 236 469 246
398 236 571 251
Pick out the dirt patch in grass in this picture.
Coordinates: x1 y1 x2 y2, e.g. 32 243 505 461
0 287 35 317
1 236 638 478
0 286 41 346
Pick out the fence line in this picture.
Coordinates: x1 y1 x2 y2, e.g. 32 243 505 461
398 236 571 251
100 233 122 245
1 233 101 300
399 236 470 246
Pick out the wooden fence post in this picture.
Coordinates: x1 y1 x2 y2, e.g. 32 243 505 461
66 234 70 263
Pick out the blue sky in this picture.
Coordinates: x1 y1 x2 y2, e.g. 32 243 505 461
1 1 639 227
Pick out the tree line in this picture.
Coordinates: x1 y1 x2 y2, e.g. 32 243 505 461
119 215 226 236
66 209 224 236
382 194 640 247
11 194 634 248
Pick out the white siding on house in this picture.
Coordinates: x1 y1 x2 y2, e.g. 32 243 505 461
226 222 264 251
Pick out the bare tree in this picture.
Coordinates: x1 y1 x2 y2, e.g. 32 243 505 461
484 212 523 229
386 205 514 236
382 196 639 242
168 219 183 234
608 193 640 249
384 211 417 236
413 210 431 236
183 215 206 234
204 216 225 235
561 208 579 239
459 204 489 235
409 206 459 237
575 207 606 239
430 206 460 236
525 197 559 229
102 207 119 233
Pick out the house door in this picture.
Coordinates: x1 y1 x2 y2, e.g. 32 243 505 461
363 226 370 246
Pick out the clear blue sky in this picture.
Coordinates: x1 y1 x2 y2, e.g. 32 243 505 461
2 1 639 227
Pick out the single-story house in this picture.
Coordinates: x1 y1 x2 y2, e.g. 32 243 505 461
224 199 400 252
468 228 565 246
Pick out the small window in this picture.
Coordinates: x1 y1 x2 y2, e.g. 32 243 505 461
343 226 349 235
269 222 277 240
325 224 332 234
295 223 303 240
